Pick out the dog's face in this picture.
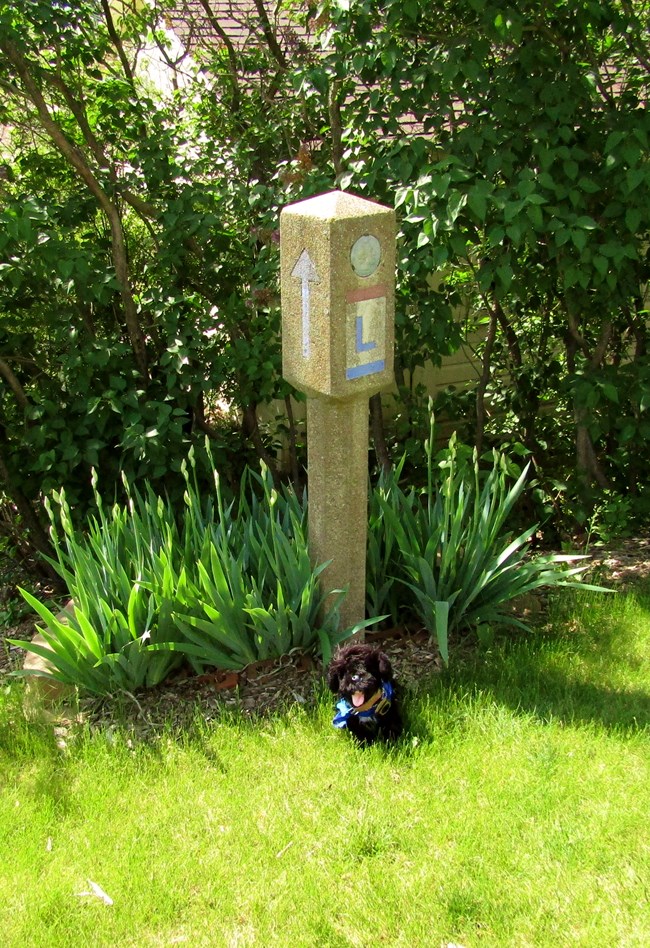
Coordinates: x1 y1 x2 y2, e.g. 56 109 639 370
327 644 394 708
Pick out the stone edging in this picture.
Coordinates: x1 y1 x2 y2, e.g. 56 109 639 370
23 599 77 716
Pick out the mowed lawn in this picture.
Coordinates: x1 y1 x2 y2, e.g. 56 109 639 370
1 585 648 947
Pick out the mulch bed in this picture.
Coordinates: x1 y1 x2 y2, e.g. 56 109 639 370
66 625 444 738
1 539 649 737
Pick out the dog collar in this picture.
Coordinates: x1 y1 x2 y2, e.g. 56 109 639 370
332 681 394 729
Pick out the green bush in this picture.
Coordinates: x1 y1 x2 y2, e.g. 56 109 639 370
15 470 183 696
367 410 604 663
160 461 353 672
9 448 358 696
11 421 607 696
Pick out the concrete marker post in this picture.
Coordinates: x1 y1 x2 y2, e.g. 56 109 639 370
280 190 396 634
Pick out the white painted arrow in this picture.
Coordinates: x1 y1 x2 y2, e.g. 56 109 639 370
291 249 320 359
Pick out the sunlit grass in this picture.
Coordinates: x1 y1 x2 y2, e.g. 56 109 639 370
1 583 648 947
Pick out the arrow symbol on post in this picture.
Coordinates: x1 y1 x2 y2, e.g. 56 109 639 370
291 249 320 359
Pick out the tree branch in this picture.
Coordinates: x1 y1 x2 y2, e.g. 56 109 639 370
0 425 59 575
197 0 240 111
0 357 30 411
1 39 149 383
242 403 279 483
48 73 110 170
99 0 136 88
475 305 498 456
251 0 288 69
329 78 344 178
493 298 522 367
619 0 650 76
590 320 612 370
566 309 591 360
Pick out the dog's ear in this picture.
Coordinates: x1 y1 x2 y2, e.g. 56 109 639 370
377 651 394 680
326 659 342 693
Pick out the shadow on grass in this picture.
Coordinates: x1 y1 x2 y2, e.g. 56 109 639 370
446 655 650 732
408 586 650 736
0 688 77 818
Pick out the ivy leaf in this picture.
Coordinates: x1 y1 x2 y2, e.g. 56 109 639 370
593 255 609 278
625 208 642 233
467 190 487 222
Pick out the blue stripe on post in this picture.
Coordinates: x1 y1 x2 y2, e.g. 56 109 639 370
356 316 377 353
346 360 386 380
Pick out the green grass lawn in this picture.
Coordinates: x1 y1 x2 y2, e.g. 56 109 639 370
1 584 648 947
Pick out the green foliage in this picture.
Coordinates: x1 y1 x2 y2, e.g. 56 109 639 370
156 459 356 672
313 0 650 522
0 0 321 531
367 409 603 662
3 0 650 556
10 411 607 694
10 471 187 694
8 450 360 695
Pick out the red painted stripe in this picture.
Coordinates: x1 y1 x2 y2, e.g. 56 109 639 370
346 285 387 303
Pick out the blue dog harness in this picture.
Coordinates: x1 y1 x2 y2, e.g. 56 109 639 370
333 681 395 729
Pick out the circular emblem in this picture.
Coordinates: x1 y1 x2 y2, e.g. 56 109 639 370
350 234 381 278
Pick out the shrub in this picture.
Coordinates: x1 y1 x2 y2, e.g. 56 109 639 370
367 409 605 663
11 422 607 696
160 461 354 672
9 448 359 696
14 471 183 696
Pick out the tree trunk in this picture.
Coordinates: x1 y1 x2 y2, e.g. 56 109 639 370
0 437 60 583
242 403 279 483
369 393 391 473
574 409 610 489
565 314 611 491
197 0 240 110
284 394 302 488
1 39 149 384
0 357 30 411
475 306 498 456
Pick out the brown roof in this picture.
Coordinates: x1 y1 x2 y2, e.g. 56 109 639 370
164 0 312 61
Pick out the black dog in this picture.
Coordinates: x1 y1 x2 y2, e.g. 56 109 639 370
327 643 402 744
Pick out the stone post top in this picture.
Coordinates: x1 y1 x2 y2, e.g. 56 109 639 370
280 187 395 400
281 189 393 220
